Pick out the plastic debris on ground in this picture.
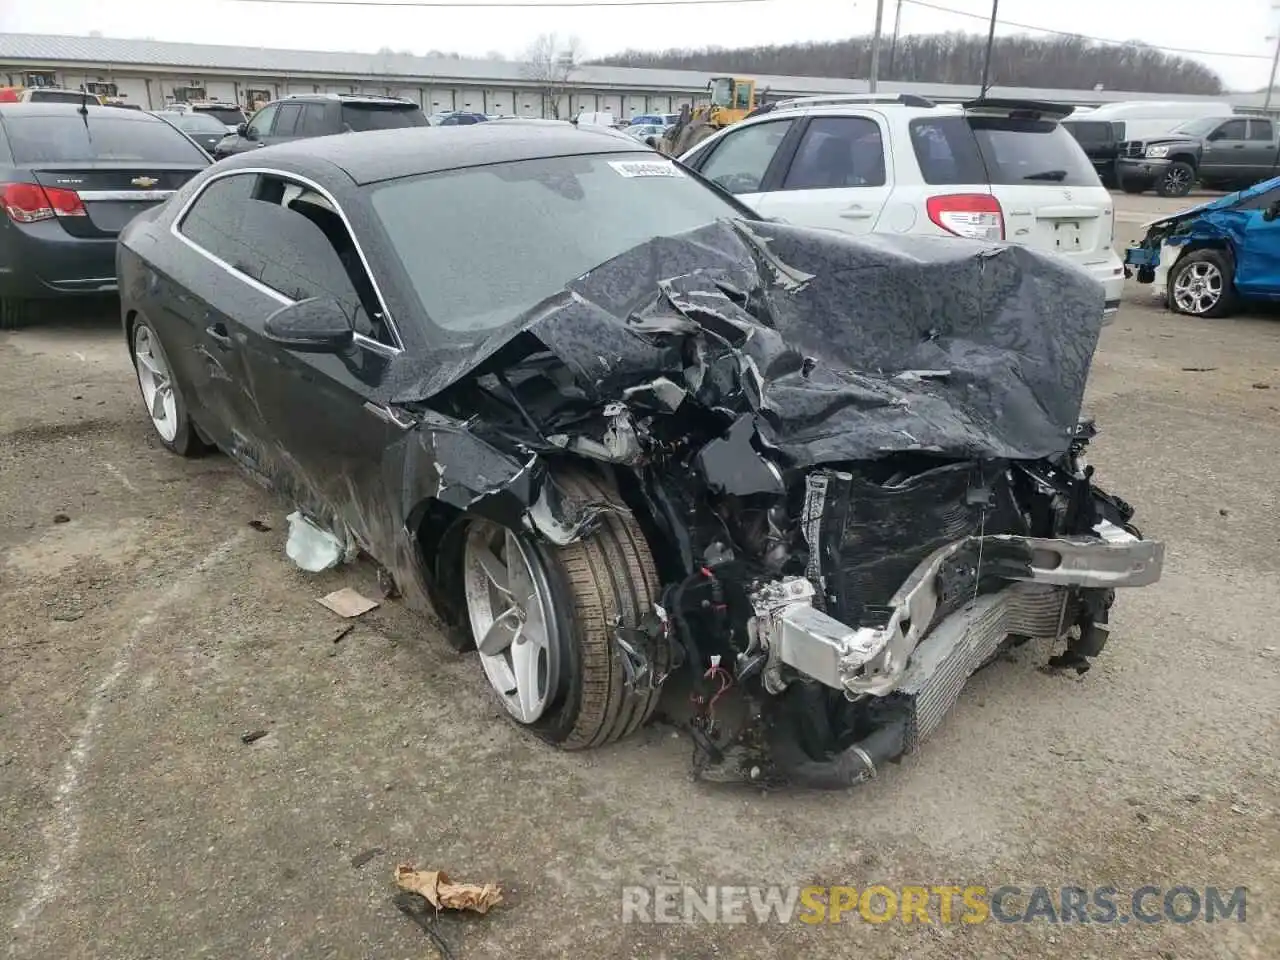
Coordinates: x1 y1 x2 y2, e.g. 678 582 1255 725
284 511 344 571
316 587 379 619
394 864 504 914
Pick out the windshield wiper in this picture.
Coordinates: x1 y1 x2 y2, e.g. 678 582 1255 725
1023 169 1068 181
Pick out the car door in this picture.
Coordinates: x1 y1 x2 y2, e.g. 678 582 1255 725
747 114 891 234
213 172 405 534
216 102 277 158
1201 118 1249 178
1230 186 1280 297
683 117 799 211
260 101 303 147
1245 119 1278 183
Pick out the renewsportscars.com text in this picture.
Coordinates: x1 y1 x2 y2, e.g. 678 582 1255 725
620 884 1248 925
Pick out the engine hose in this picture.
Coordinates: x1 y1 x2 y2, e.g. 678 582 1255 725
766 712 909 791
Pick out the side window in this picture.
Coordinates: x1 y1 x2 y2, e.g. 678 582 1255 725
273 103 303 137
245 103 278 138
177 174 258 264
178 175 395 348
783 117 886 190
1215 119 1247 141
1250 119 1273 141
249 177 394 346
296 102 330 137
698 119 794 195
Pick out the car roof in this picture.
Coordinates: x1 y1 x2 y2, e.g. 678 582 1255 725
0 102 165 121
230 121 646 185
280 93 415 105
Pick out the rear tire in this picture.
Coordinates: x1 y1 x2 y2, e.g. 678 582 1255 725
0 298 36 330
1156 161 1196 198
129 317 207 457
1167 249 1236 318
461 470 666 749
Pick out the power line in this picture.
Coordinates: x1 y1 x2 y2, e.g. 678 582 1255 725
222 0 771 7
901 0 1273 61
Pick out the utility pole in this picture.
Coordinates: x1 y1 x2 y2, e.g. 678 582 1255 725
888 0 903 79
1267 1 1280 112
869 0 885 93
979 0 999 97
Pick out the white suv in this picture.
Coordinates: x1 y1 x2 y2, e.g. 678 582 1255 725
679 95 1123 316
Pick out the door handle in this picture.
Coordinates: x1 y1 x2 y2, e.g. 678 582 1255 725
840 206 874 220
1233 144 1246 149
205 322 232 349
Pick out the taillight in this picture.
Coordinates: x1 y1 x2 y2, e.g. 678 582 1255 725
926 193 1004 241
1 182 87 223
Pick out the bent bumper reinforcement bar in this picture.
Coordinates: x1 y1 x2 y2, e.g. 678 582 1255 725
748 526 1164 699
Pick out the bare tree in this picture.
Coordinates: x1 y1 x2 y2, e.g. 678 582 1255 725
592 32 1224 95
523 33 583 118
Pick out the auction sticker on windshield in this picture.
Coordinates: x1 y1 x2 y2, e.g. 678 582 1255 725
609 159 685 178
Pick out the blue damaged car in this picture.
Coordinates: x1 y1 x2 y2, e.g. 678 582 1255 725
1125 175 1280 317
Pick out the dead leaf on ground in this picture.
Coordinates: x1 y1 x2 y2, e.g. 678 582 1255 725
395 864 504 914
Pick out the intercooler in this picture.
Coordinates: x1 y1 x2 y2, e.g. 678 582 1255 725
894 582 1067 751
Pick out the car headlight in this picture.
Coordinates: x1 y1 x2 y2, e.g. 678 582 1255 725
1145 145 1170 159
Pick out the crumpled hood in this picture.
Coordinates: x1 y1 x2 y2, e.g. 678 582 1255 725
388 219 1105 466
1144 174 1280 229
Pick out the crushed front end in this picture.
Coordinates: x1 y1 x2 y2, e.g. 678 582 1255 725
394 219 1164 789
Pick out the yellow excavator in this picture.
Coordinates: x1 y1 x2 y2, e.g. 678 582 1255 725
659 76 757 157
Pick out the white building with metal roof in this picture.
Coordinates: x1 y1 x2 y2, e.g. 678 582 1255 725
0 32 1269 119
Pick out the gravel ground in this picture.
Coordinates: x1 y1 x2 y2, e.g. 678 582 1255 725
2 193 1277 959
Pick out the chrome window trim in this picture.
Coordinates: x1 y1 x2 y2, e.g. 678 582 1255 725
169 165 404 352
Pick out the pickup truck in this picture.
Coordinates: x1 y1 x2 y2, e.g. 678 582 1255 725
1115 115 1280 198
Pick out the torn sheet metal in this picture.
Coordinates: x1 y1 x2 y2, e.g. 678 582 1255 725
383 219 1105 466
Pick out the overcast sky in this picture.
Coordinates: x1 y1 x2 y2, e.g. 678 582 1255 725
1 0 1276 91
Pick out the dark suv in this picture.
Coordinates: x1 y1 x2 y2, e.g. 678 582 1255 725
212 93 426 160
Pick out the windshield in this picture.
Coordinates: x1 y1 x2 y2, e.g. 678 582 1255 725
3 114 210 163
171 112 229 133
341 103 426 131
1174 117 1228 137
194 106 244 125
370 152 745 333
910 116 1100 187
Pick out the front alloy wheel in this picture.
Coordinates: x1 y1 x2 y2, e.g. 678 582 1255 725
456 471 667 749
1169 250 1235 318
1158 161 1195 198
464 521 561 724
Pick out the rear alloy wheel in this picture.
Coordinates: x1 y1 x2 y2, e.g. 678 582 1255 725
130 320 206 456
1169 250 1236 318
1157 161 1195 198
461 472 666 749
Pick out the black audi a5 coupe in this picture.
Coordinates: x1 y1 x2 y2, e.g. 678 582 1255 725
118 122 1161 787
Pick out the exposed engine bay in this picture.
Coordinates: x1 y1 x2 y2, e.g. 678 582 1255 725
373 220 1164 788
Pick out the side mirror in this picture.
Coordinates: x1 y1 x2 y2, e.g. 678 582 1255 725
1264 200 1280 222
1207 129 1226 142
263 298 353 352
237 122 251 138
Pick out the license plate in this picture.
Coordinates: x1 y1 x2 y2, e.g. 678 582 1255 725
1054 221 1082 251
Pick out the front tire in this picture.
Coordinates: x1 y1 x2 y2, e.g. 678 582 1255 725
461 471 666 749
1168 249 1236 318
1157 161 1196 197
129 318 206 456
